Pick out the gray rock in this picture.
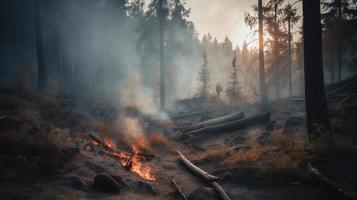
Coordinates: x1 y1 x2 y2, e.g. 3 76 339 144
188 187 219 200
62 176 84 189
93 174 121 194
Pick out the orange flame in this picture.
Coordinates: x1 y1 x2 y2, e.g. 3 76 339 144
104 136 116 149
124 144 156 181
86 135 156 181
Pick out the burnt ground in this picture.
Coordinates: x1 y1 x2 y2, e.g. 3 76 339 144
0 81 357 200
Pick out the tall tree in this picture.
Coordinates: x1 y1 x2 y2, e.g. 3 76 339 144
322 0 357 82
303 0 331 138
226 51 241 106
258 0 268 110
198 50 209 99
35 0 46 90
283 3 300 97
159 0 165 111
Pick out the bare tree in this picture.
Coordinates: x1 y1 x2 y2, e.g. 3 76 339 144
303 0 331 138
35 0 46 90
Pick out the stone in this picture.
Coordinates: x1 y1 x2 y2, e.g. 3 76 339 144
93 174 121 194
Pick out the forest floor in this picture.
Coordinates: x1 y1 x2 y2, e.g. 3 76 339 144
0 81 357 200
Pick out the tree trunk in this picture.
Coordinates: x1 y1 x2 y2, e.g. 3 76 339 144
337 0 342 82
258 0 268 110
274 3 280 99
330 47 335 84
288 17 292 97
159 0 166 111
303 0 331 139
35 0 46 90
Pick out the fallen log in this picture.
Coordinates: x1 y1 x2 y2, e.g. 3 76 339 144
172 178 188 200
171 110 213 120
88 132 102 144
211 182 232 200
177 151 218 182
183 112 270 138
308 163 357 199
178 112 245 132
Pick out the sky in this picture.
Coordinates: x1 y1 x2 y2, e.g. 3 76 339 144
185 0 303 48
186 0 256 48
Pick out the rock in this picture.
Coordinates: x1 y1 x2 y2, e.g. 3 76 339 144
285 116 305 127
137 180 157 194
62 176 84 189
93 174 121 194
188 187 219 200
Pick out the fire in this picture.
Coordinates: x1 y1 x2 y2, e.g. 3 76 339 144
104 136 116 150
123 144 156 181
84 135 156 182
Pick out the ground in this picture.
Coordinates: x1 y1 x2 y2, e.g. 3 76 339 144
0 82 357 200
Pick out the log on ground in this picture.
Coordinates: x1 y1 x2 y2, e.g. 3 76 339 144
177 151 218 182
183 112 270 138
178 112 245 132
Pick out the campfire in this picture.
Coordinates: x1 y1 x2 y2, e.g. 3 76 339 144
78 133 156 181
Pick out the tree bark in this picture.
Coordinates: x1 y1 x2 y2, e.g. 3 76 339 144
302 0 331 138
159 0 166 111
258 0 268 110
35 0 46 90
274 3 280 99
288 17 292 97
337 0 342 82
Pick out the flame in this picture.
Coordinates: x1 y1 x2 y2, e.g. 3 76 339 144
104 136 116 149
90 140 99 146
84 135 156 181
123 144 156 181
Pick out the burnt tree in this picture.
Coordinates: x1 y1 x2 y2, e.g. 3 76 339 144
258 0 268 110
35 0 46 90
303 0 331 138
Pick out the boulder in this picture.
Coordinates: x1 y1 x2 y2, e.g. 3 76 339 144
93 174 121 194
188 187 219 200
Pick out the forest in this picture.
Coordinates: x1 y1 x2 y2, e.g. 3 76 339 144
0 0 357 199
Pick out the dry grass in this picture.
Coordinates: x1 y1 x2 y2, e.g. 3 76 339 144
223 130 313 174
147 132 170 148
0 128 73 177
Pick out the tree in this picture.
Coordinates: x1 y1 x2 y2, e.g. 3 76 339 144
35 0 47 90
303 0 331 138
198 50 209 99
226 51 241 106
283 3 300 97
258 0 268 110
322 0 357 81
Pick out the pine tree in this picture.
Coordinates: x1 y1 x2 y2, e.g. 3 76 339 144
226 51 241 105
198 50 209 99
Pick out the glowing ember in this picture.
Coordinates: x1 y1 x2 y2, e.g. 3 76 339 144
90 140 99 146
122 144 156 181
85 135 156 181
104 136 116 149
